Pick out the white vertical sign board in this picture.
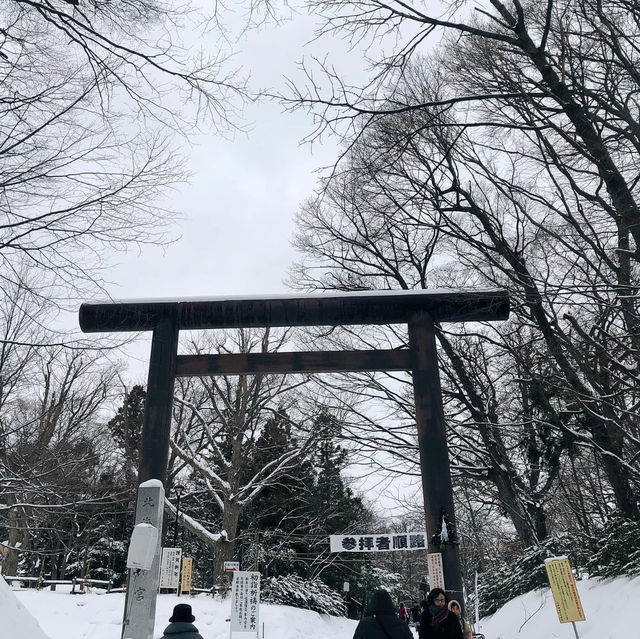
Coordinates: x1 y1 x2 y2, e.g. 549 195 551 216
230 571 260 638
121 479 164 639
428 552 445 590
159 548 182 591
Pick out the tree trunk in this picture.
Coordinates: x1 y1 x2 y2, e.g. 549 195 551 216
491 470 541 548
589 416 639 519
2 495 30 576
213 500 240 589
437 332 549 547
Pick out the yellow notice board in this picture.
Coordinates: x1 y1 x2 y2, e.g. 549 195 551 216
180 557 193 595
544 557 586 623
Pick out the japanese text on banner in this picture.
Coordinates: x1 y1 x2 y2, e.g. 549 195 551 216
329 532 427 553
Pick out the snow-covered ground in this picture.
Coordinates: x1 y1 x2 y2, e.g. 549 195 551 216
477 574 640 639
3 576 358 639
3 573 639 639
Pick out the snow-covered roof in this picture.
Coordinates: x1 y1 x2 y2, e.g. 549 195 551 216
79 288 510 333
82 288 503 306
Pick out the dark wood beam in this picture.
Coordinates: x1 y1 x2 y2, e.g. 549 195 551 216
175 349 412 377
79 289 509 333
409 312 463 605
139 317 178 485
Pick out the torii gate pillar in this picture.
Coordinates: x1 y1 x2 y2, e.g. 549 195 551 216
409 312 461 590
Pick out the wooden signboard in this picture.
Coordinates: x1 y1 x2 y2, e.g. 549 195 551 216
180 557 193 595
544 557 586 623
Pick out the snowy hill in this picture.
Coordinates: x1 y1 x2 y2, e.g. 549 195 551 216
4 573 640 639
477 574 640 639
0 574 50 639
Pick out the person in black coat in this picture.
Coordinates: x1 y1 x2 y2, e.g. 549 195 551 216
159 604 205 639
417 589 463 639
353 590 414 639
410 601 422 630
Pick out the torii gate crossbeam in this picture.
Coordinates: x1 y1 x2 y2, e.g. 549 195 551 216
79 289 509 639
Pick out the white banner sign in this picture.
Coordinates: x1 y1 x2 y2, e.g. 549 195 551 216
428 553 445 590
159 548 182 590
329 532 427 553
224 561 240 572
231 571 261 635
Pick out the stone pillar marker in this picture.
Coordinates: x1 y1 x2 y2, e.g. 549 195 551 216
122 479 165 639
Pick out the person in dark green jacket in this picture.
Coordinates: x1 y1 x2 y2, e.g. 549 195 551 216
353 590 414 639
160 604 205 639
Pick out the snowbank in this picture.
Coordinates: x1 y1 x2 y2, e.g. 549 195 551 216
13 586 358 639
0 575 51 639
9 574 640 639
478 574 640 639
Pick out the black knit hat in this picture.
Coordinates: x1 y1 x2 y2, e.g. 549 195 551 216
169 604 195 623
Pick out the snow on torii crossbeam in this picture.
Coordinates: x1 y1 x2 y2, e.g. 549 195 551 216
79 289 509 638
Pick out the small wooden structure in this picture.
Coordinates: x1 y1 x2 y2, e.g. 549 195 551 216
80 289 508 637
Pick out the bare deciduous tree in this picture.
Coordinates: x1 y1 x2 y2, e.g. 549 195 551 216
165 329 317 583
287 0 640 542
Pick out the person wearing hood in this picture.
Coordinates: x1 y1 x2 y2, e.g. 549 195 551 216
353 590 414 639
448 600 472 639
160 604 205 639
418 588 463 639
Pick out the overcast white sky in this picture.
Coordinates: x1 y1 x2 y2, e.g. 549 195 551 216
106 10 363 303
93 7 381 380
85 6 431 513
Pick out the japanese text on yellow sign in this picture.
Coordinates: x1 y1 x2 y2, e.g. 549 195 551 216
180 557 193 595
544 557 585 623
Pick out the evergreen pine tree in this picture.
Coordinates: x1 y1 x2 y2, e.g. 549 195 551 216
106 385 145 486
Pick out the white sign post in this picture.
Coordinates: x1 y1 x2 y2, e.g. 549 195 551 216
427 553 445 590
230 571 261 638
121 479 165 639
159 548 182 593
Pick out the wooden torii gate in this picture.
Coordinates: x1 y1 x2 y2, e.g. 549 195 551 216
79 289 508 638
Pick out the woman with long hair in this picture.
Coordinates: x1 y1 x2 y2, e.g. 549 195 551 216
417 588 463 639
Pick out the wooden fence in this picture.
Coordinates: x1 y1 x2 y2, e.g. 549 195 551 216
3 575 115 592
